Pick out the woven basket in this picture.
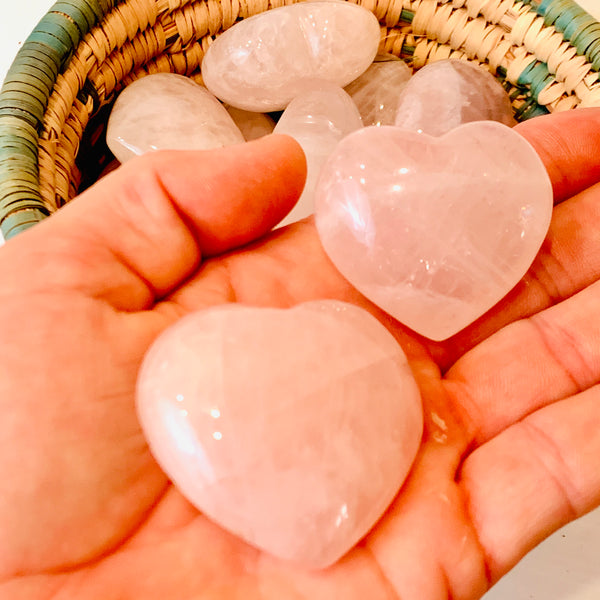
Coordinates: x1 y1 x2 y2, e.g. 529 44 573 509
0 0 599 239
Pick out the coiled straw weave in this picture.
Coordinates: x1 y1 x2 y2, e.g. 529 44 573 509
0 0 598 238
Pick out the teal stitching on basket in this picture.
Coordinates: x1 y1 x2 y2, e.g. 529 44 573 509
52 0 100 31
545 0 600 72
0 0 598 238
543 0 583 25
518 61 554 98
522 0 600 63
400 9 414 23
0 0 120 239
515 60 552 119
510 0 600 74
517 98 550 120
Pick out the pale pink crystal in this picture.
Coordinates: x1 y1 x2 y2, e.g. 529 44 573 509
106 74 244 163
315 122 553 340
394 59 516 136
345 56 413 126
273 81 363 228
201 1 380 111
136 300 423 568
225 106 276 141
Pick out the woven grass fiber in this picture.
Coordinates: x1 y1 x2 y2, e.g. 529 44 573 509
0 0 599 239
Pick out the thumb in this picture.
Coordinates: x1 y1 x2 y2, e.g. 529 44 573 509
1 134 306 310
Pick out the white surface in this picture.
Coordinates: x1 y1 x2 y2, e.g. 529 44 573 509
0 1 54 85
0 3 600 598
484 509 600 600
577 0 600 17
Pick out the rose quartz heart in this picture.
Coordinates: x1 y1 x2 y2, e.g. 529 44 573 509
315 122 553 340
136 300 423 568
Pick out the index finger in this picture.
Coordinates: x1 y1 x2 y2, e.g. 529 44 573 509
0 135 307 311
515 107 600 203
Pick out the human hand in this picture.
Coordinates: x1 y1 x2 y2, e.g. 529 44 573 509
0 113 599 599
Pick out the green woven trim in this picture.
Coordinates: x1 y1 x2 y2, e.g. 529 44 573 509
526 0 600 69
0 0 597 239
0 0 120 238
2 208 50 240
400 9 413 23
517 61 552 97
52 0 99 31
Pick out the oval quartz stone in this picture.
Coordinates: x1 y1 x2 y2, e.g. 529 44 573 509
273 81 363 228
201 1 381 111
345 56 412 126
225 106 276 141
106 73 244 163
394 59 515 136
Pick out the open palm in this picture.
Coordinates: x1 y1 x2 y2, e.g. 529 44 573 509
1 113 599 600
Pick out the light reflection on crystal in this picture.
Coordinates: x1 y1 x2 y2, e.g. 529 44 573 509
201 1 380 111
162 403 197 455
335 503 349 528
137 300 423 567
106 74 244 163
394 59 515 136
345 58 412 126
315 122 553 340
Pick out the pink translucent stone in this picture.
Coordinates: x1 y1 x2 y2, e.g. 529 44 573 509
394 59 516 136
201 1 380 111
106 74 244 162
273 81 363 228
315 122 553 340
225 106 276 141
345 56 413 126
136 300 423 567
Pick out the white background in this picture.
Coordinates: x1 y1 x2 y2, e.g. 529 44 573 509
1 3 600 599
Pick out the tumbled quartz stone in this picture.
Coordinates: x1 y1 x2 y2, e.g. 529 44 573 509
345 56 413 126
274 81 363 228
106 73 245 163
394 59 516 136
225 106 276 141
136 300 423 568
201 1 381 111
315 122 553 341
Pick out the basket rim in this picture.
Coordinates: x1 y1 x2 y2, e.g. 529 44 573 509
1 0 599 239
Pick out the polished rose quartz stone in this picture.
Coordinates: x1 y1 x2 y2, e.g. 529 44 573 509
315 122 553 340
394 59 516 136
106 73 244 162
273 81 363 228
137 300 423 567
201 1 381 111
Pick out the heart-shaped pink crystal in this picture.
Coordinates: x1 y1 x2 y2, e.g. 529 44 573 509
315 122 553 340
136 300 423 568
